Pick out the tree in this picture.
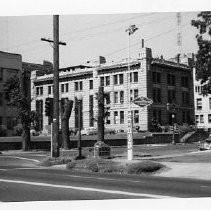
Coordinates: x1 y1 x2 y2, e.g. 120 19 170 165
192 11 211 94
4 73 31 151
61 99 73 149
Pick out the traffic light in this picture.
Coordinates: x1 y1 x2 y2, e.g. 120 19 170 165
45 98 53 117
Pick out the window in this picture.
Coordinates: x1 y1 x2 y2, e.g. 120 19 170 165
120 91 124 104
120 111 124 124
40 87 43 95
106 112 111 124
48 86 51 95
153 88 161 103
114 111 118 124
130 73 132 83
134 72 138 82
168 90 176 103
130 90 133 101
75 82 78 91
182 111 190 123
196 98 202 110
134 89 138 99
89 80 93 90
119 74 124 84
208 114 211 123
167 74 175 86
36 87 43 96
114 92 118 103
80 81 83 90
65 83 69 92
61 84 65 93
153 110 161 123
152 72 161 83
100 77 104 87
209 98 211 109
105 76 110 86
0 93 3 106
89 95 94 127
105 92 110 104
75 81 83 91
181 76 189 88
113 75 118 85
0 68 3 81
182 92 189 105
200 115 204 123
195 86 198 93
0 117 2 125
134 110 139 123
195 115 199 124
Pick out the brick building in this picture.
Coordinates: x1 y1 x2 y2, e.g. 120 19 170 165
31 47 195 134
0 51 22 136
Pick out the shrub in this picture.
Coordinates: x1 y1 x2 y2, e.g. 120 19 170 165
126 161 164 174
66 161 77 170
39 157 72 167
13 124 23 136
0 125 7 137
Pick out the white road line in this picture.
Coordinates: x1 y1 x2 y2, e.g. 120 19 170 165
0 169 7 171
2 156 40 163
0 178 175 199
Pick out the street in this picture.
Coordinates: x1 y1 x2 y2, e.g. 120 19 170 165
1 154 211 201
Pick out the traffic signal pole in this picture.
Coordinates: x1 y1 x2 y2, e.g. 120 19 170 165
41 15 66 158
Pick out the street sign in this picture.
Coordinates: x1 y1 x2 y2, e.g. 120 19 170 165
132 96 153 107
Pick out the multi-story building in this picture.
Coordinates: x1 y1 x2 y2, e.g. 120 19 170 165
31 47 195 134
194 68 211 131
0 51 22 136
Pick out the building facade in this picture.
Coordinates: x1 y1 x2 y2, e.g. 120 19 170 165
31 47 195 134
194 67 211 131
0 51 22 136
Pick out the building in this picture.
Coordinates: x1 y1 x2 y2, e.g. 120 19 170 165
0 52 53 136
194 67 211 131
0 51 22 136
31 47 195 134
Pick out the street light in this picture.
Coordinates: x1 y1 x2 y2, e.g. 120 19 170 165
76 93 83 159
125 25 138 161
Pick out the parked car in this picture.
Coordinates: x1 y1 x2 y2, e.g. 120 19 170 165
30 129 40 136
81 127 116 136
198 138 211 151
81 127 97 136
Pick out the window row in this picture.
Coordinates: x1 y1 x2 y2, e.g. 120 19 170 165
195 85 204 94
152 72 189 88
153 88 189 104
112 110 139 124
195 114 211 124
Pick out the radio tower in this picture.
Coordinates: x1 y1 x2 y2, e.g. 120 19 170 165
177 12 182 55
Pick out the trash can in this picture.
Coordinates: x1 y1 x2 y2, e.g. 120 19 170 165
94 141 110 158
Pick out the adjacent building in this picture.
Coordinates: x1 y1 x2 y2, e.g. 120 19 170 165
0 51 22 136
31 46 195 134
194 68 211 131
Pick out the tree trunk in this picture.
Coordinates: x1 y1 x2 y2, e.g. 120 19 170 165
61 100 73 150
98 86 104 142
19 70 31 151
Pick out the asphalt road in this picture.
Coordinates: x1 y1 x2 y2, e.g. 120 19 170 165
1 154 211 202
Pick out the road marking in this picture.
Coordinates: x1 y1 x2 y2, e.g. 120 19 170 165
2 156 40 163
0 178 175 199
0 169 7 171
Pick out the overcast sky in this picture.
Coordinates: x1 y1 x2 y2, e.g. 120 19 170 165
0 12 199 67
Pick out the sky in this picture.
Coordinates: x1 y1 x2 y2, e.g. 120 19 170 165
0 11 201 68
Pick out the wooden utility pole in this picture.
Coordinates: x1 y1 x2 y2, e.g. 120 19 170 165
41 15 66 157
52 15 60 157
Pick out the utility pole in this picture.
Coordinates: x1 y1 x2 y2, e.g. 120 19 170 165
41 15 66 157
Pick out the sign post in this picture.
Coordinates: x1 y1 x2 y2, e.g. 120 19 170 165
127 96 153 160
